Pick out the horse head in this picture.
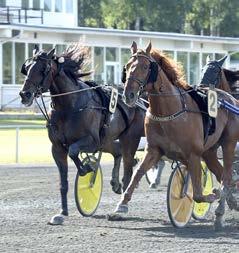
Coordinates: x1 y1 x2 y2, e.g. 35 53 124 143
19 45 56 106
122 41 158 106
200 55 227 87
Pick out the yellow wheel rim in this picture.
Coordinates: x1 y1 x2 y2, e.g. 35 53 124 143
75 158 103 217
168 166 194 227
192 162 213 220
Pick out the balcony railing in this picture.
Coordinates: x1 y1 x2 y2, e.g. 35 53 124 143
0 6 43 25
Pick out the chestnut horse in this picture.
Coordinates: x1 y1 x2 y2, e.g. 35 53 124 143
19 44 145 225
114 41 239 230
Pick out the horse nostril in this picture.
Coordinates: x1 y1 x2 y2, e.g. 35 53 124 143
25 92 32 99
129 92 135 99
19 91 32 99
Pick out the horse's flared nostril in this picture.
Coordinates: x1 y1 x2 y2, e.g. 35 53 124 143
129 92 135 99
25 91 32 99
19 91 32 99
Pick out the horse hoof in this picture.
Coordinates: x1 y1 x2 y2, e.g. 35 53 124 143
212 188 221 199
207 193 217 203
48 214 65 225
113 186 122 195
214 218 224 232
114 203 128 214
106 213 124 221
110 180 122 194
149 182 158 189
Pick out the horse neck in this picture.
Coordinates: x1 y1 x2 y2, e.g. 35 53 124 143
148 71 184 115
218 72 231 93
50 71 87 110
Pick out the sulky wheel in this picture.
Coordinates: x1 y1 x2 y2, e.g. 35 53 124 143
74 155 103 217
167 164 194 228
192 161 213 220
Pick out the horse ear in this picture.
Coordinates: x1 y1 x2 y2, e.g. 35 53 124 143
131 41 137 54
33 44 39 56
145 41 152 55
47 48 55 59
206 55 211 64
217 55 228 67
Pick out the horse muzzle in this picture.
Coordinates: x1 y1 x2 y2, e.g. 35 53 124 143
122 90 137 107
19 90 34 106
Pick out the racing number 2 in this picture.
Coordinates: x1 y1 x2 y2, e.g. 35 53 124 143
208 90 218 118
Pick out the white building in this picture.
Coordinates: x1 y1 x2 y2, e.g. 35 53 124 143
1 0 239 109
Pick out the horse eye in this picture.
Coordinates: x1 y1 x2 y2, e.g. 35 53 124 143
143 65 148 70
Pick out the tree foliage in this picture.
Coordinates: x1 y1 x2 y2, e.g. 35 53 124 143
77 0 239 37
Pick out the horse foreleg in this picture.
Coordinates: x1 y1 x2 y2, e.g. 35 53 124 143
120 136 141 192
68 136 99 176
188 154 217 203
49 144 68 225
202 148 223 182
114 148 161 214
219 140 237 215
102 140 122 194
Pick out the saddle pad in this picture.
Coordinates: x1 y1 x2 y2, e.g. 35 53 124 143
85 81 134 128
188 89 215 140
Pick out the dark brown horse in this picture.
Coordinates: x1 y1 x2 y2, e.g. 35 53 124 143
114 41 239 230
19 44 145 225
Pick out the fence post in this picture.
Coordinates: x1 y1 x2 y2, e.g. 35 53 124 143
15 127 19 163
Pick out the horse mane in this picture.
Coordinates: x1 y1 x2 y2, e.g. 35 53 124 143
223 68 239 87
150 49 190 89
59 44 92 84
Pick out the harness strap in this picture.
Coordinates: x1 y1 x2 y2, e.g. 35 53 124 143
146 108 187 122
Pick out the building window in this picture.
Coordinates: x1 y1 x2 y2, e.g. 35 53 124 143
163 50 174 59
65 0 73 13
0 0 6 7
2 42 12 84
42 43 53 51
28 43 40 58
177 51 188 82
33 1 41 10
215 53 225 61
202 53 213 66
106 48 118 62
44 0 52 11
55 44 66 54
189 52 200 85
15 43 26 84
55 0 63 12
21 0 29 9
94 47 104 83
121 48 130 67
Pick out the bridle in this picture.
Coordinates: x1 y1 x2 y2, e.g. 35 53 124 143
201 61 222 88
22 55 53 96
123 53 159 92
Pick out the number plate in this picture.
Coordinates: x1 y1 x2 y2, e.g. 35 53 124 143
109 87 118 113
207 89 218 118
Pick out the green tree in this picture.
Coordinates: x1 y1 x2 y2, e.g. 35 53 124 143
77 0 239 37
185 0 239 36
101 0 147 30
78 0 104 27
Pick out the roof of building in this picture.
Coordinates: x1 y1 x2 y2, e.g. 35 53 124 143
1 23 239 45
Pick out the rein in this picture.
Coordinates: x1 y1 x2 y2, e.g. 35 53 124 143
42 84 107 98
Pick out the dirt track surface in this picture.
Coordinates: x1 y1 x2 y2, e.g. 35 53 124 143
0 163 239 253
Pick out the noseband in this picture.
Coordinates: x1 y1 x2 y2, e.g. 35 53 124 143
122 53 159 91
